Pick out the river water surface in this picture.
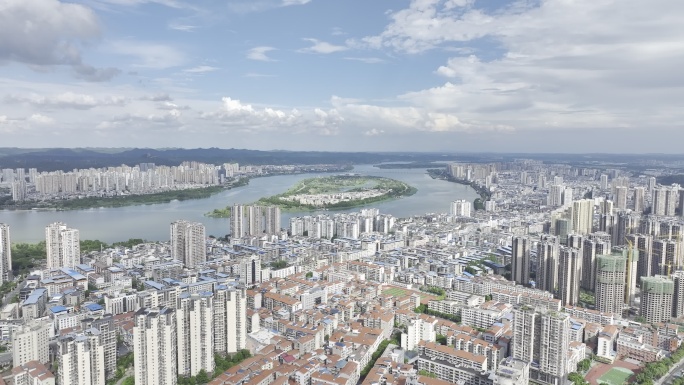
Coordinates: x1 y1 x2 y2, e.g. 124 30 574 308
0 165 478 243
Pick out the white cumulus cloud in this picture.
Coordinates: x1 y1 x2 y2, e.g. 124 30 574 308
28 114 55 125
299 39 348 54
282 0 311 6
330 95 512 134
0 0 119 81
183 65 220 73
344 57 385 64
364 129 384 136
247 47 277 62
350 0 684 134
203 97 341 135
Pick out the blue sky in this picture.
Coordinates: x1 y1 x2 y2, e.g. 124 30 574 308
1 0 683 152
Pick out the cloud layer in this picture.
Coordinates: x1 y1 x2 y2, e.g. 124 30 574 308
1 0 683 152
0 0 119 81
352 0 684 134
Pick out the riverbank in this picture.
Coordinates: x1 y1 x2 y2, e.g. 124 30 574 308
207 175 418 217
427 168 491 201
0 168 351 215
373 162 449 169
11 238 148 276
1 165 478 243
0 177 255 212
207 206 232 218
1 185 228 212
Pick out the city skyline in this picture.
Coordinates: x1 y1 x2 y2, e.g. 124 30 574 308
1 0 683 152
5 160 684 384
4 0 684 382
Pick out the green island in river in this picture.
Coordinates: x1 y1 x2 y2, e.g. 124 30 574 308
207 175 417 218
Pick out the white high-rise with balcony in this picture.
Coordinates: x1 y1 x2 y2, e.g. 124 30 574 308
450 199 472 217
11 320 50 368
240 255 262 286
558 247 582 306
170 220 206 268
571 199 594 235
134 308 177 385
45 222 80 269
512 306 570 385
401 317 437 351
0 223 11 284
214 285 247 354
176 292 214 377
58 331 106 385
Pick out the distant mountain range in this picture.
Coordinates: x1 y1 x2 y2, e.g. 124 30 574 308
0 147 682 172
0 147 456 171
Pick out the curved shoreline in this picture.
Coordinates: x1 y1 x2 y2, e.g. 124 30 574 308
2 165 478 243
0 169 358 213
426 168 491 201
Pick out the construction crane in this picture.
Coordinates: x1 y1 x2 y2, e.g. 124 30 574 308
655 234 682 278
623 232 683 310
626 232 683 279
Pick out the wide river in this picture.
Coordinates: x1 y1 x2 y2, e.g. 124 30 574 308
0 165 479 243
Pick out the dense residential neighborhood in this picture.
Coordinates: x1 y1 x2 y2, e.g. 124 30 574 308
2 158 684 385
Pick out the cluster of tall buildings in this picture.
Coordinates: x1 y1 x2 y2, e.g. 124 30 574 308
512 306 570 384
9 159 684 385
631 272 684 324
42 285 246 385
230 204 281 238
288 209 395 239
511 233 641 311
563 177 683 218
652 186 682 216
2 162 352 203
447 163 497 184
546 184 574 207
450 199 472 217
133 286 247 385
43 219 211 274
7 225 246 385
57 317 117 385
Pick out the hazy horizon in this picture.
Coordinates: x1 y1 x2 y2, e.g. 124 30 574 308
3 147 684 157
